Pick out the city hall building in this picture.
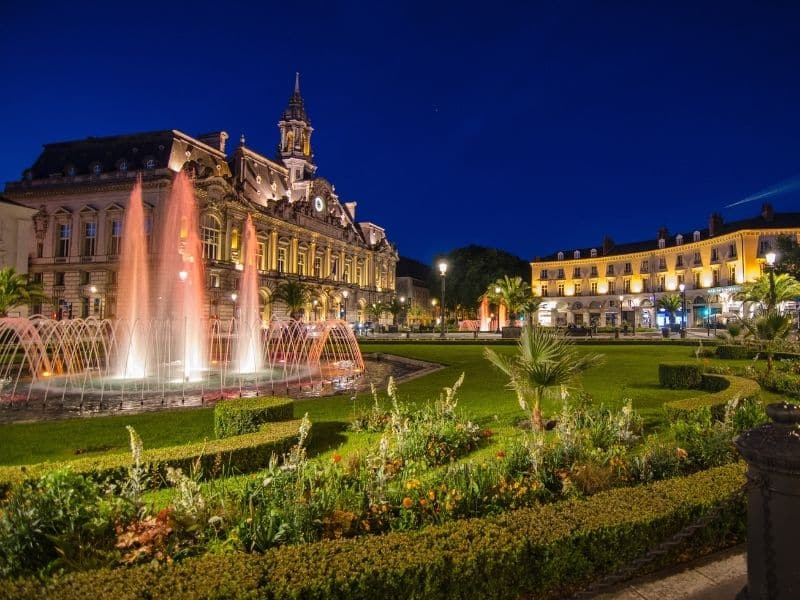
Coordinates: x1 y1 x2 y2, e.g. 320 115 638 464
2 75 398 323
531 205 800 328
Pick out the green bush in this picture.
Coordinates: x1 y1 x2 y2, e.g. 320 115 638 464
0 463 745 600
715 345 755 359
664 375 761 423
758 370 800 397
0 469 129 578
213 396 294 438
0 420 302 497
658 362 704 389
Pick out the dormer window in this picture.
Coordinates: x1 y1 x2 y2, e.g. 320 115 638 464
144 157 156 170
557 251 564 261
91 163 102 175
574 250 581 259
693 231 701 242
658 238 665 249
676 234 683 245
590 248 597 258
66 164 76 177
118 160 128 172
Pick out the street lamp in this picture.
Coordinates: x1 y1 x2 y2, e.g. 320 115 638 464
765 251 777 312
679 283 687 338
438 261 448 338
632 298 639 336
399 296 406 326
341 289 349 322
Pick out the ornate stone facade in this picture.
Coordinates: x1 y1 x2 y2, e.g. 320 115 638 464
3 77 398 322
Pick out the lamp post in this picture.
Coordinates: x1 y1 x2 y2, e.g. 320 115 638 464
619 295 625 335
495 285 502 334
431 298 437 332
341 289 348 322
399 296 406 327
438 261 448 338
632 298 639 336
766 251 777 312
679 283 687 338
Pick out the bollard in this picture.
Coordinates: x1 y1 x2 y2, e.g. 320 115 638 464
735 402 800 599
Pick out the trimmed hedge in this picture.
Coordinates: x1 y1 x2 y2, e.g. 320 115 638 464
0 419 301 497
214 396 294 438
664 375 761 422
0 463 746 600
715 345 755 359
658 362 704 389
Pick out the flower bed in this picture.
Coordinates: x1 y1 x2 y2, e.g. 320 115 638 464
0 463 746 600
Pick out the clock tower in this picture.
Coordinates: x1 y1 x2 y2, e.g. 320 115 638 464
278 73 316 186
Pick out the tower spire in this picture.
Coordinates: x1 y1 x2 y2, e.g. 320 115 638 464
294 72 300 95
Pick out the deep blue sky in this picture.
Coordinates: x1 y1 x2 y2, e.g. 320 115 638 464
2 1 800 265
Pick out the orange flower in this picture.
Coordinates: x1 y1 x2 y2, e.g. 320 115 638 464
332 453 342 464
428 490 436 501
496 451 507 459
675 448 688 461
402 497 413 509
419 499 428 508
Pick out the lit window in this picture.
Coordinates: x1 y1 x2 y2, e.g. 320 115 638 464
109 220 122 255
277 245 288 273
82 221 97 256
57 223 71 257
201 214 221 260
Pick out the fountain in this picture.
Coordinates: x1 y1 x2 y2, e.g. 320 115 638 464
115 176 150 378
0 170 365 418
235 214 262 374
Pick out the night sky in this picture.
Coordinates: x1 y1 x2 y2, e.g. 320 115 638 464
2 1 800 266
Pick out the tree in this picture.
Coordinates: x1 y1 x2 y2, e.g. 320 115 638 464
775 235 800 280
740 312 795 373
367 302 386 323
484 327 604 431
657 295 682 326
483 275 536 327
0 268 44 317
271 279 314 320
429 245 529 314
385 296 404 325
736 273 800 313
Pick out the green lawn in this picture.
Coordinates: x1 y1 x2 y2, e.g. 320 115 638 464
0 343 777 466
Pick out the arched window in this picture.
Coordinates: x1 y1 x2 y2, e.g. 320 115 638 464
574 250 581 259
557 251 564 261
297 243 308 275
676 234 683 245
590 248 597 258
693 231 701 242
658 238 665 249
201 214 222 260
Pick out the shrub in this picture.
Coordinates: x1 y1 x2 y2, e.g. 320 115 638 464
0 420 302 497
213 396 294 438
658 362 704 389
758 370 800 398
0 464 746 600
664 375 761 423
0 469 130 577
715 345 755 359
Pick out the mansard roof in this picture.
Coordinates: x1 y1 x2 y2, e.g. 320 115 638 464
536 210 800 262
19 130 230 181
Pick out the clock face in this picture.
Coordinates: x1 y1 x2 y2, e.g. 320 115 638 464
313 196 325 212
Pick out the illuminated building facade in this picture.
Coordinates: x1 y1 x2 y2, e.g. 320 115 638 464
2 75 398 323
530 205 800 328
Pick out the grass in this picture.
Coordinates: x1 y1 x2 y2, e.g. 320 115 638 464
0 342 778 466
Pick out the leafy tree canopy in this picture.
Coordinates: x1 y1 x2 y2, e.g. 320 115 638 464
776 235 800 280
429 245 529 313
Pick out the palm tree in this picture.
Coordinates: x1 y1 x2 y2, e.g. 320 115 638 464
520 296 544 327
0 268 44 317
657 295 682 327
484 326 604 431
483 275 536 327
271 279 314 320
737 273 800 313
741 312 794 373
